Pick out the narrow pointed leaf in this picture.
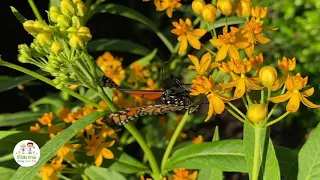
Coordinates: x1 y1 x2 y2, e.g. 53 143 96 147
129 49 158 69
85 166 126 180
275 146 298 180
10 6 27 24
10 112 106 180
298 123 320 180
0 111 46 127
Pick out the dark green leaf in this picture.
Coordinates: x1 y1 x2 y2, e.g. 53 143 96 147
10 112 106 180
85 166 126 180
275 146 298 180
164 140 247 172
0 70 48 93
243 124 280 180
0 131 49 150
298 123 320 180
10 6 27 24
88 39 152 56
29 96 65 111
0 111 46 127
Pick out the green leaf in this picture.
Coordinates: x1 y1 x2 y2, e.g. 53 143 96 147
29 95 65 111
0 131 49 150
10 6 27 24
0 166 15 180
0 111 46 127
95 4 174 52
275 146 298 180
211 16 246 30
129 49 158 69
243 124 280 180
0 70 48 93
197 126 224 180
298 123 320 180
106 150 150 174
10 112 106 180
85 166 126 180
164 140 247 172
87 39 152 56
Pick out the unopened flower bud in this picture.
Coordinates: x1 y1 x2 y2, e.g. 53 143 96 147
33 21 50 33
51 42 63 54
78 27 92 42
72 16 81 29
74 0 87 17
259 66 277 88
18 56 30 63
23 20 37 34
192 0 206 15
67 27 78 37
236 0 251 17
217 0 232 16
57 14 71 28
49 6 61 22
61 0 75 16
69 35 84 49
18 44 31 57
248 104 268 123
36 33 52 45
202 4 217 22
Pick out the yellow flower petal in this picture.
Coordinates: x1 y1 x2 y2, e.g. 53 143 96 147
212 95 225 114
94 152 103 167
166 8 173 18
299 93 320 108
186 34 201 49
189 29 207 37
286 93 300 112
245 43 254 57
216 44 228 61
209 38 223 47
101 148 114 159
302 87 314 97
188 65 196 70
256 34 271 44
199 53 211 74
178 36 188 54
234 79 246 98
188 54 200 71
228 45 240 60
269 91 292 103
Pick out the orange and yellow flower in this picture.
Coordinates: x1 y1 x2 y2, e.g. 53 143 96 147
154 0 182 18
50 134 81 164
192 135 203 144
210 27 250 61
40 162 66 180
173 168 198 180
84 134 115 167
30 123 40 132
188 53 220 75
190 75 234 121
242 17 271 57
219 58 262 98
171 18 206 54
96 52 126 85
269 73 320 112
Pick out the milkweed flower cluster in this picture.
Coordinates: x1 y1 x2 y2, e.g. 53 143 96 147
176 1 320 125
17 0 94 89
30 107 117 179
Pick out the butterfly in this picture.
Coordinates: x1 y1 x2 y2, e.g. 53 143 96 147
100 76 196 125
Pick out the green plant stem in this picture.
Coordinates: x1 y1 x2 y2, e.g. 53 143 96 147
97 86 118 112
252 125 262 180
227 102 246 119
156 31 174 53
27 0 43 21
0 60 104 109
161 112 189 172
260 89 264 104
206 22 215 38
242 96 248 109
266 112 290 126
201 43 217 56
266 88 271 106
267 85 286 119
125 123 160 179
225 106 246 124
246 93 253 106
